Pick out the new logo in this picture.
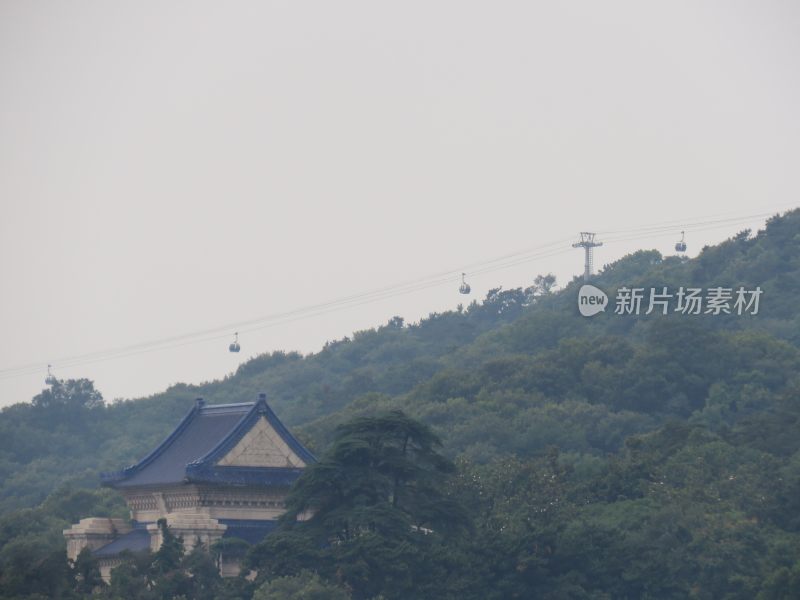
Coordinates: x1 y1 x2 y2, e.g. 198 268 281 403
578 284 608 317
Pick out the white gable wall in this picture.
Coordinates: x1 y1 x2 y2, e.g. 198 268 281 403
217 415 306 468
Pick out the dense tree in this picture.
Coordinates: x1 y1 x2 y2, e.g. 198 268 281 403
249 412 469 599
532 273 557 296
31 378 104 411
282 411 467 539
252 571 351 600
3 211 800 598
70 547 102 596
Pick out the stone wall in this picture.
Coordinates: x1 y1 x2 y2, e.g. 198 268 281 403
63 518 131 562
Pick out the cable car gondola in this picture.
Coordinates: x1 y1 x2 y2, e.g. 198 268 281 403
459 273 471 295
45 364 57 385
229 332 241 353
675 231 687 253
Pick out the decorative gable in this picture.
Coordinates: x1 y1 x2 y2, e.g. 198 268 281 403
102 394 316 490
216 416 306 468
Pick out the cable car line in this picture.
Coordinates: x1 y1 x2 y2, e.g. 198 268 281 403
596 205 793 236
0 207 789 381
0 238 575 379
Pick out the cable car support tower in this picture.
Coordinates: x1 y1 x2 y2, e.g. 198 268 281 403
573 232 603 282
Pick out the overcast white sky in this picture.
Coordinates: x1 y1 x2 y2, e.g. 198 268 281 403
1 1 799 407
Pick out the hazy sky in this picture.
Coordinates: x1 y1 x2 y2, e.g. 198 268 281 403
1 1 799 407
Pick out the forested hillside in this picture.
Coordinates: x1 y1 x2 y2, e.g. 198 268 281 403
2 210 800 599
0 276 549 514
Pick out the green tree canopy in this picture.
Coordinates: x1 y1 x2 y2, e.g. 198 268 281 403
252 570 350 600
31 378 104 411
282 411 467 540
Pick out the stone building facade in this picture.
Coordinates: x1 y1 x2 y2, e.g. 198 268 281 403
63 394 315 581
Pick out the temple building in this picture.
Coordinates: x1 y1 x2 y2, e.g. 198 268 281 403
64 394 315 581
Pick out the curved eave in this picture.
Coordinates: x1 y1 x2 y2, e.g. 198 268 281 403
100 401 255 487
100 402 203 486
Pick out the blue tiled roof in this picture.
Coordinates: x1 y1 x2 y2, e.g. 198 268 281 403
101 396 315 488
220 519 280 545
91 519 279 558
93 528 151 558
